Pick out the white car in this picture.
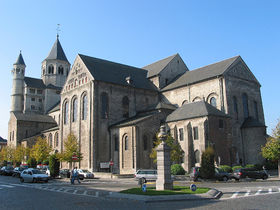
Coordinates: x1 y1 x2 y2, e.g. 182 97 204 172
134 169 157 181
77 169 94 179
20 168 48 183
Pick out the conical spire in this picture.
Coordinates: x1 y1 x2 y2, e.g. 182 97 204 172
44 37 69 63
14 51 26 66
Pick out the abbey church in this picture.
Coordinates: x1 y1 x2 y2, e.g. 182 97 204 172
8 36 267 173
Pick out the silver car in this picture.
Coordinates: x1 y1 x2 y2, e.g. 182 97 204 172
20 168 48 183
134 169 157 181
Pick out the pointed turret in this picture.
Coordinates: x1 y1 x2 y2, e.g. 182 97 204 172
41 36 71 87
11 52 26 113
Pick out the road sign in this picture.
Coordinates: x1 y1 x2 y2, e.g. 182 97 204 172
190 184 197 192
109 161 114 166
72 155 78 161
142 184 147 192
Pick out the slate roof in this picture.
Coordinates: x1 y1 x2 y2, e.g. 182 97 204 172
13 112 57 124
0 136 7 143
24 77 46 89
110 113 156 128
47 101 60 114
45 37 69 63
46 84 62 90
162 56 239 91
143 54 178 78
241 117 266 128
79 54 157 91
14 52 26 65
166 101 229 122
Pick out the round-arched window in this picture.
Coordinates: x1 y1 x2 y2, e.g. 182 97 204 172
54 132 59 147
49 133 53 147
194 150 200 163
210 97 217 108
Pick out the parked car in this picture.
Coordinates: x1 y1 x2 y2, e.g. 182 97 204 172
20 168 48 183
12 167 25 178
59 169 84 180
232 168 268 181
0 166 14 176
40 166 50 177
77 169 94 179
134 169 157 181
190 167 231 181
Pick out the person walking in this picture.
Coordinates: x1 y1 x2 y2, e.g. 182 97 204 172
70 168 75 184
73 167 81 184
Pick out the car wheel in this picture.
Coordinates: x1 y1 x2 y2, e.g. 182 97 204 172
263 175 268 180
44 180 48 183
222 176 228 181
20 178 24 183
33 178 37 183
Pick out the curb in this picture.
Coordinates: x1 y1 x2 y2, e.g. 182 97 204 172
107 188 222 203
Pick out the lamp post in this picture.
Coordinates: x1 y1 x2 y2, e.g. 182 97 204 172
156 125 173 190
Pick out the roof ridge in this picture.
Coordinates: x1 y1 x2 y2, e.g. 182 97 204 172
142 53 178 69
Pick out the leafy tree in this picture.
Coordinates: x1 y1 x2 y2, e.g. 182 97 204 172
60 133 82 165
200 147 215 179
150 133 184 164
30 136 52 163
0 146 15 164
27 158 37 168
13 145 27 165
49 154 60 178
261 120 280 178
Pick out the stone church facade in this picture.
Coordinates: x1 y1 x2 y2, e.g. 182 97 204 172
8 37 266 173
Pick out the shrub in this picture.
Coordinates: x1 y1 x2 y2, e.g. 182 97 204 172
171 164 185 175
245 164 255 169
49 154 60 178
264 160 278 170
200 147 215 179
232 165 243 171
27 158 37 168
219 165 232 173
254 164 263 170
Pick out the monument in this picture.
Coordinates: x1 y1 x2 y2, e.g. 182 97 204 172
156 125 173 190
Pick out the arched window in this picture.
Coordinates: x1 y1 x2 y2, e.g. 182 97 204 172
54 132 59 147
242 93 249 118
58 66 64 75
233 96 238 114
101 92 109 119
82 94 87 120
48 65 54 74
72 97 77 122
114 135 119 151
210 97 217 108
182 100 188 106
194 150 200 164
254 101 258 120
64 101 69 124
124 135 128 150
122 96 129 118
143 135 148 151
193 97 201 102
48 133 53 147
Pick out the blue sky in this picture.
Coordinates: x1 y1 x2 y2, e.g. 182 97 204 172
0 0 279 139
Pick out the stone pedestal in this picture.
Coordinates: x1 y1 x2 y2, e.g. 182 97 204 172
156 142 173 190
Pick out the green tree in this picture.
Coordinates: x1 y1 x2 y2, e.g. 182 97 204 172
30 137 52 163
150 134 184 164
49 154 60 178
60 133 82 166
200 147 215 179
13 145 27 166
261 120 280 178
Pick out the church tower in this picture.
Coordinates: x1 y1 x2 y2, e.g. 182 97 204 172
10 52 25 113
41 35 70 87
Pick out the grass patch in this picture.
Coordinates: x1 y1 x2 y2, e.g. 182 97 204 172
120 186 209 196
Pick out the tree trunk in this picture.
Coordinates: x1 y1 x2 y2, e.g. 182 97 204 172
278 160 280 179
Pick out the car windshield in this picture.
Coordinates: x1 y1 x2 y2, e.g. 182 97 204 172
32 170 44 174
81 169 90 173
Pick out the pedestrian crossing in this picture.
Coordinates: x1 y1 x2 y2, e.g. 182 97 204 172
0 184 16 190
221 187 280 200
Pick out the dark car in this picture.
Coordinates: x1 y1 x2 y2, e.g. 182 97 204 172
59 169 84 180
190 167 231 181
12 167 25 178
232 168 268 181
0 166 14 176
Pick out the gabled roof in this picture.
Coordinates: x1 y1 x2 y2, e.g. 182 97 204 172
13 112 57 124
44 37 69 63
14 52 26 66
47 101 60 114
24 77 46 89
143 54 178 78
0 136 7 143
166 101 229 122
162 56 239 91
79 54 157 91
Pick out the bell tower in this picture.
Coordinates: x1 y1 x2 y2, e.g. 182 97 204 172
41 35 70 87
11 52 25 113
